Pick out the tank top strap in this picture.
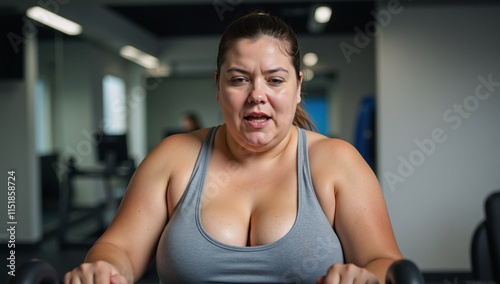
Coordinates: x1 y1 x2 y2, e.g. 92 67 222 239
297 127 310 193
296 127 320 213
297 127 306 172
174 126 217 217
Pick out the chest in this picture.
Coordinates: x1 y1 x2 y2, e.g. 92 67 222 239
200 158 298 247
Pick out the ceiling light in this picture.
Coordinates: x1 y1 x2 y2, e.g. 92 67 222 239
26 6 82 36
303 53 318 67
303 69 315 82
314 6 332 24
120 45 159 69
146 65 172 77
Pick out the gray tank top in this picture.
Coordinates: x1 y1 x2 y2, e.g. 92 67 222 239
156 127 344 283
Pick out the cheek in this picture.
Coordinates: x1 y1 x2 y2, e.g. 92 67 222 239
218 89 243 111
274 89 300 110
270 92 298 123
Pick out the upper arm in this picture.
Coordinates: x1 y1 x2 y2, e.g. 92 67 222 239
92 133 202 279
315 138 402 266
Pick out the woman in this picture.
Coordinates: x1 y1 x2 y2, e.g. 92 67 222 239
65 12 402 284
180 112 201 132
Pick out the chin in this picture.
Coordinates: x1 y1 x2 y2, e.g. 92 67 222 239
243 132 274 147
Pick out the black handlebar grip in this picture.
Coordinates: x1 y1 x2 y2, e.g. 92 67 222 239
8 259 60 284
386 259 425 284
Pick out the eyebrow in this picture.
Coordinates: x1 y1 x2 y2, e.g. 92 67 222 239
226 67 289 75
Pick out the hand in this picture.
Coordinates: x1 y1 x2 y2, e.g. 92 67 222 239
64 260 128 284
317 263 379 284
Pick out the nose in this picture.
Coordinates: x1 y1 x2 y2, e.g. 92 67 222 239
247 80 267 104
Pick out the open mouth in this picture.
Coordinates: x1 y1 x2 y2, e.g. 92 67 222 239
244 115 270 122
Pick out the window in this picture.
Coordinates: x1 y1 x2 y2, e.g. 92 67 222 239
102 75 127 135
35 78 52 154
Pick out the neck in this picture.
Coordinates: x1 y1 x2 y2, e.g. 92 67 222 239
221 124 295 165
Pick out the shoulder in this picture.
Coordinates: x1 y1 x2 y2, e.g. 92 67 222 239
305 130 364 166
138 127 213 174
159 127 211 151
304 130 373 190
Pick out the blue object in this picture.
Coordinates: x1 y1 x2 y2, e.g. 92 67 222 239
303 96 328 135
354 96 376 170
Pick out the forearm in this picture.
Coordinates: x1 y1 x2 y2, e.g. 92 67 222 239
84 241 135 283
363 258 400 283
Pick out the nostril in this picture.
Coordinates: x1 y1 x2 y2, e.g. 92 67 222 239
248 92 267 104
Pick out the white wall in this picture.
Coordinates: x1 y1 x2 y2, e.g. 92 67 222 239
377 4 500 270
0 37 42 244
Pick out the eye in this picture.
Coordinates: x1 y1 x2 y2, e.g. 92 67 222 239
230 77 249 85
268 78 284 86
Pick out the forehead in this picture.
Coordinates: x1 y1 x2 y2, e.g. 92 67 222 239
225 36 293 64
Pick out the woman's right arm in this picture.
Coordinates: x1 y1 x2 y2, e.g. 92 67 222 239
64 134 194 283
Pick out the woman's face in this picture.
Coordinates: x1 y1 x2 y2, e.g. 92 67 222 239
216 36 302 150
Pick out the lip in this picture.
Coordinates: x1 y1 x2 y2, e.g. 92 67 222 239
243 112 271 129
245 111 269 118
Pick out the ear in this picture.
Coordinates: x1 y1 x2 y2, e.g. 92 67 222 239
296 71 303 104
214 71 220 102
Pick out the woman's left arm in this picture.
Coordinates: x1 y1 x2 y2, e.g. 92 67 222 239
315 138 403 283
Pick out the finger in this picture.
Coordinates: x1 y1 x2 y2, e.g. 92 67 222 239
360 269 380 283
111 274 127 284
352 267 378 284
323 272 340 284
64 270 83 284
82 272 94 284
94 271 112 284
64 265 99 284
63 272 71 284
330 263 365 284
76 264 96 284
91 262 114 284
340 264 361 284
323 264 342 284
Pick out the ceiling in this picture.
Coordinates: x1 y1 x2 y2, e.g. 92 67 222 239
4 0 500 41
5 0 498 39
2 1 376 39
98 0 500 38
106 2 375 37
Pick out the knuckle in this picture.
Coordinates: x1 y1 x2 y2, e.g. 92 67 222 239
94 260 106 268
327 263 340 273
78 262 89 272
345 263 358 271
